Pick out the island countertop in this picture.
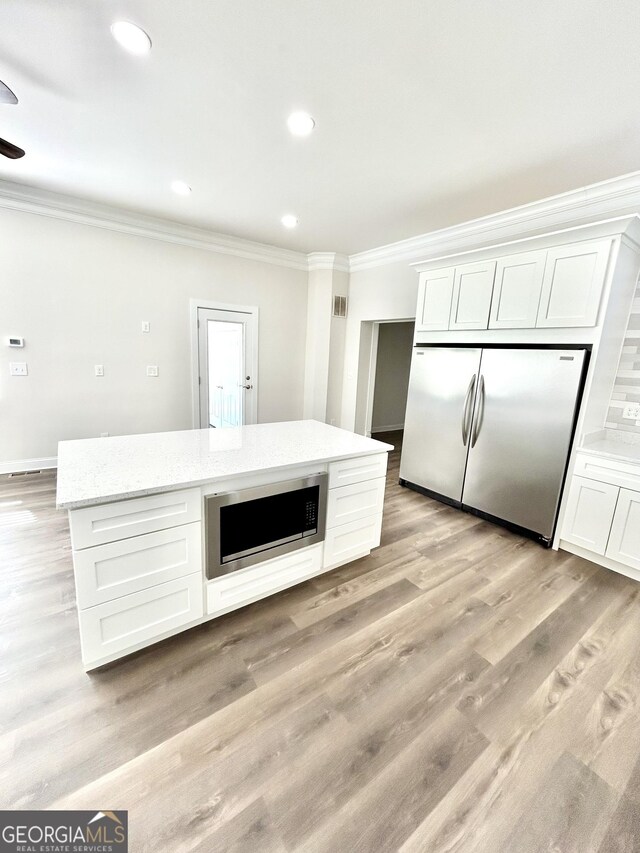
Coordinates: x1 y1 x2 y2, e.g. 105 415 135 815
56 420 394 510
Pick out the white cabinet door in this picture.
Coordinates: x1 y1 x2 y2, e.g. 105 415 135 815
78 574 204 668
562 475 619 555
606 488 640 570
416 267 455 331
69 488 202 550
207 544 323 617
536 238 611 328
488 250 546 329
323 513 383 569
326 477 385 529
73 522 202 608
328 453 388 489
449 260 496 330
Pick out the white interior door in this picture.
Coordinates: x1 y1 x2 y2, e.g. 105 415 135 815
196 306 257 429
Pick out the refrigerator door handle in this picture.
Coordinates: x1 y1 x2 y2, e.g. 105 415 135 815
461 374 477 446
470 375 485 448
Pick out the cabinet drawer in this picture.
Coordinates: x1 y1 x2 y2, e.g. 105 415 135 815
69 488 202 550
73 522 202 608
327 477 385 529
323 513 383 569
207 543 323 617
78 574 204 667
574 453 640 491
561 475 619 555
328 453 387 489
606 488 640 570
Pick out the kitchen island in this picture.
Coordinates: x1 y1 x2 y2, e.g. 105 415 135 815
57 420 393 670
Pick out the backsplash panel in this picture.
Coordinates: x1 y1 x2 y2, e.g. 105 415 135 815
606 282 640 434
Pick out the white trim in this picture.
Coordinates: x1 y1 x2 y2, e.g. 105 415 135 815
307 252 350 272
371 422 404 433
349 171 640 271
559 539 640 584
0 456 57 474
189 298 259 429
0 179 309 272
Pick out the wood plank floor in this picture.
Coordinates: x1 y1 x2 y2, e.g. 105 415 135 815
3 431 640 851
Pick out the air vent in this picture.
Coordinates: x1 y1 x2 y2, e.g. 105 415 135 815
333 295 347 318
8 470 42 477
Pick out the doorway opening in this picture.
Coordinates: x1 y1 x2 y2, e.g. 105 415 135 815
190 300 258 429
354 320 414 439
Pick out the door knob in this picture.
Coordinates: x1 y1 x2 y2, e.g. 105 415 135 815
239 383 253 390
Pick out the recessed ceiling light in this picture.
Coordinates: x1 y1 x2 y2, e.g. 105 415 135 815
111 21 152 55
287 112 315 137
281 214 298 228
171 180 192 196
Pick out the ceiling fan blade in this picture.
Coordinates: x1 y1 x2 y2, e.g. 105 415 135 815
0 138 25 159
0 80 18 105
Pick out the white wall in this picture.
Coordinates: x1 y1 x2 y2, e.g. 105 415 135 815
0 208 308 465
340 259 418 431
371 321 414 432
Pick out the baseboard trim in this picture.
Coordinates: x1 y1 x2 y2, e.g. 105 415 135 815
371 423 404 433
0 456 57 474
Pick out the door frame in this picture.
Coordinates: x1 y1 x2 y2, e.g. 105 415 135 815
189 298 259 429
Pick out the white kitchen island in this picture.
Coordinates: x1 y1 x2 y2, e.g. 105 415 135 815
57 420 393 670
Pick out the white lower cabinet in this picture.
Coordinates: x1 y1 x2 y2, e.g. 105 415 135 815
323 513 383 569
327 477 385 528
207 543 323 617
73 522 202 608
606 489 640 571
562 475 619 555
78 573 204 666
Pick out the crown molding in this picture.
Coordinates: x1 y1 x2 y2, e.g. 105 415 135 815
349 171 640 272
307 252 350 272
0 179 310 272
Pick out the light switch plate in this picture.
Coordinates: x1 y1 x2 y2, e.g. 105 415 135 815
623 403 640 420
146 365 159 377
9 362 28 376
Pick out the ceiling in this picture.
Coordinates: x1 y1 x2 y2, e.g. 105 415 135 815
1 0 639 255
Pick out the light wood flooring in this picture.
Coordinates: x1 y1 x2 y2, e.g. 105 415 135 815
3 431 640 851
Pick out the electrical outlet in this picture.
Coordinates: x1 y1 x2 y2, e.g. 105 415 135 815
623 403 640 420
100 432 109 438
146 365 159 377
94 364 104 377
141 321 150 333
9 362 28 376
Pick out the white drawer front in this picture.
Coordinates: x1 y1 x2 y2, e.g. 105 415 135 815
78 574 204 666
561 475 619 555
73 522 202 608
207 543 323 617
327 477 385 529
606 488 640 570
328 454 387 489
574 453 640 491
323 513 383 569
69 488 202 550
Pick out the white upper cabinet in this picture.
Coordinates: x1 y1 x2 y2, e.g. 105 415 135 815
489 250 546 329
536 238 611 328
416 267 455 331
449 260 496 330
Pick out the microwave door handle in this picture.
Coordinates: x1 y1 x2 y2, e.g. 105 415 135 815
461 374 476 446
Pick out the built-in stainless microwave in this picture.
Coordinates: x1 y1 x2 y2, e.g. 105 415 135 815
205 473 328 579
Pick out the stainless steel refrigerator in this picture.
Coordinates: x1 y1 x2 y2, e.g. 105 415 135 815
399 346 587 545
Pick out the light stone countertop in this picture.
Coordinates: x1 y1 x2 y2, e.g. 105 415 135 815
579 429 640 466
56 420 394 510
